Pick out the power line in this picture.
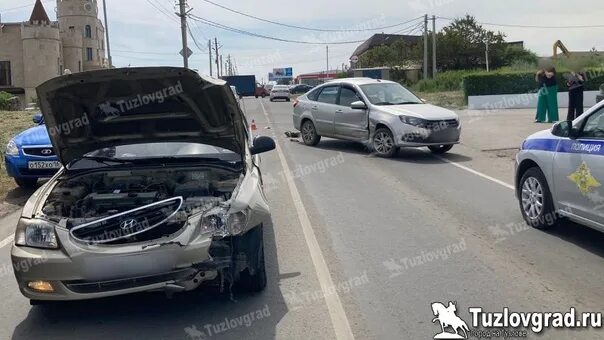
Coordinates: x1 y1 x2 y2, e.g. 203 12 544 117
187 24 208 54
188 14 380 45
145 0 179 24
113 49 180 55
0 0 53 13
437 16 604 29
199 0 424 33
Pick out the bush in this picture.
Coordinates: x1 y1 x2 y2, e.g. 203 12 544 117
412 70 477 93
0 91 13 110
462 68 604 97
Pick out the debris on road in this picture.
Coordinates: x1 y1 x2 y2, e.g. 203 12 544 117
285 131 300 138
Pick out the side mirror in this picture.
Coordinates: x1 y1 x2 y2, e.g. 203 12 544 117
250 136 276 155
33 113 44 125
350 101 367 110
552 121 578 139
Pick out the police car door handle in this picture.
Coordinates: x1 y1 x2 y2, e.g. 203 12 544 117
335 109 344 113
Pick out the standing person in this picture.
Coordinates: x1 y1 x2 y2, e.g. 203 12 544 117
535 67 559 123
566 70 586 121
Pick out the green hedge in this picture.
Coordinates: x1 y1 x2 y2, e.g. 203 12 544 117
412 70 477 92
462 68 604 97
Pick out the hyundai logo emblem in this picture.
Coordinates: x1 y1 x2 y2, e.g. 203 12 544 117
120 219 138 231
41 149 53 155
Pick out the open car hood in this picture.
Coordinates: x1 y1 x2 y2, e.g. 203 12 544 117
37 67 246 165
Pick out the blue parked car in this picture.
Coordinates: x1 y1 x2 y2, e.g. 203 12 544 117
4 113 61 188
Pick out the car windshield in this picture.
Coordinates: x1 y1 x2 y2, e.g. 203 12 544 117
360 83 423 105
273 86 289 91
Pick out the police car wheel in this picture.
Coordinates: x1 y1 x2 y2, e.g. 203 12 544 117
519 167 558 229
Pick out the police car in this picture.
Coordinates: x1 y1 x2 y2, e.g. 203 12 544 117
516 100 604 232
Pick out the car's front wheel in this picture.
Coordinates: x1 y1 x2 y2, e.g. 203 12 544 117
301 120 321 146
15 178 38 189
519 167 558 229
234 226 267 293
428 144 454 154
373 128 397 158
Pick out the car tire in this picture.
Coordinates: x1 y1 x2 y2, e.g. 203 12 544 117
286 98 291 102
15 178 38 189
519 167 558 230
255 95 259 98
428 144 454 154
301 120 321 146
269 99 274 102
372 128 397 158
233 226 267 293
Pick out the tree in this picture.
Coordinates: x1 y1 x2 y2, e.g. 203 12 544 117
435 15 506 71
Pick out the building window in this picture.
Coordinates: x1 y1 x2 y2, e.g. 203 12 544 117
78 61 82 72
86 48 93 61
0 61 11 86
85 25 92 38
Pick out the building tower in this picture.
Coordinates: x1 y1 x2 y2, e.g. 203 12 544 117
57 0 106 72
21 0 61 101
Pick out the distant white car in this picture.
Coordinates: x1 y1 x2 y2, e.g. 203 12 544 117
270 85 291 102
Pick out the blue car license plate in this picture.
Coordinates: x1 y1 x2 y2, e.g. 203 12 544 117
28 161 61 169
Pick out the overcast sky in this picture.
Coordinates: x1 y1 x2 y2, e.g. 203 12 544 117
1 0 603 81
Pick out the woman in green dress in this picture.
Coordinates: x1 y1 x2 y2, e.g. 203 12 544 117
535 67 559 123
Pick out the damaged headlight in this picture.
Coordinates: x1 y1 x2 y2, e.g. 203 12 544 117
15 218 59 249
399 115 427 127
200 207 249 237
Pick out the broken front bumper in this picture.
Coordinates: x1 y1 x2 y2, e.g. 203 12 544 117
11 232 223 301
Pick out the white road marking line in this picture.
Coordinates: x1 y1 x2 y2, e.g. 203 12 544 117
432 154 515 190
0 234 14 249
258 100 355 340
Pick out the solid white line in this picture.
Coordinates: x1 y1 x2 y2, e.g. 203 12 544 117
0 234 14 249
258 100 355 340
432 154 515 190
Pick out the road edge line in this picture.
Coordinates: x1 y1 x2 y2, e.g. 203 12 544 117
258 99 355 340
432 154 515 190
0 234 14 249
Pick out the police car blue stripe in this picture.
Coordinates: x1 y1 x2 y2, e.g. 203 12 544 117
523 138 604 155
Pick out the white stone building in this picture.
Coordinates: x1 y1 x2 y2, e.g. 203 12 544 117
0 0 108 106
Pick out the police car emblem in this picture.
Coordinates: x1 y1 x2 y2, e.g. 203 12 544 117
568 161 601 195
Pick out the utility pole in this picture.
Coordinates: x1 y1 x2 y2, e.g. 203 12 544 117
208 40 213 76
214 38 221 77
432 15 437 78
220 55 223 77
102 0 112 68
485 40 490 72
326 45 329 79
178 0 189 68
423 14 428 80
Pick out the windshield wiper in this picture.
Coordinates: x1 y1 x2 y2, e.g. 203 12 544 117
78 156 135 165
373 102 396 106
392 101 422 105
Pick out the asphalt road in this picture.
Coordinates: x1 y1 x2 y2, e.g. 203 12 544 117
0 98 601 339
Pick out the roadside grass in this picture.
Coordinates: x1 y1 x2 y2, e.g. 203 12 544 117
0 111 36 201
416 91 466 110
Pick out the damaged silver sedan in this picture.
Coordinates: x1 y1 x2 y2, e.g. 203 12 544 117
11 67 276 303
